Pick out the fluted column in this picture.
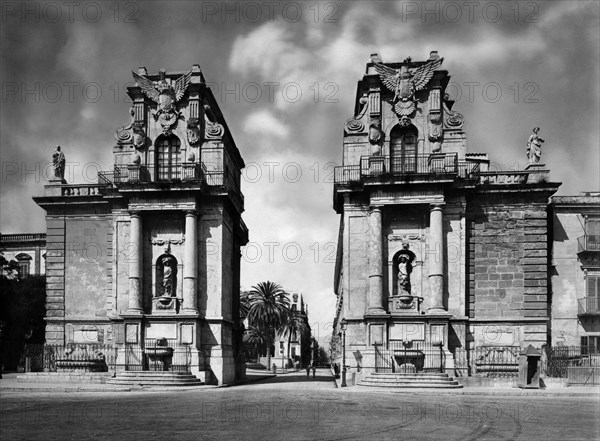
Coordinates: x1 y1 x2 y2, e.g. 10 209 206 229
428 204 445 313
367 206 385 314
183 210 198 312
128 211 143 313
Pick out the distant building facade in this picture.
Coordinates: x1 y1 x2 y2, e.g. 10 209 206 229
551 194 600 352
0 233 46 277
274 293 311 367
31 65 248 385
331 52 571 380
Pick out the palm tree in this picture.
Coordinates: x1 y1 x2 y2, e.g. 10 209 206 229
243 325 266 361
246 281 290 369
278 311 310 368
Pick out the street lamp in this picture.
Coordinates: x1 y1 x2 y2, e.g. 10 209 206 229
340 319 348 387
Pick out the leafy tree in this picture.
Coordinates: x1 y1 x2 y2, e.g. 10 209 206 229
0 256 46 372
245 281 290 369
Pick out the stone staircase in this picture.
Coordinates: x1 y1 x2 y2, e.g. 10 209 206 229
108 371 204 387
358 372 463 389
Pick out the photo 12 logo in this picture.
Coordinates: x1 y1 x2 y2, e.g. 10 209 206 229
1 1 140 24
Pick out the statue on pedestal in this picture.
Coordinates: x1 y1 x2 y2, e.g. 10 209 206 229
526 127 545 164
52 145 66 180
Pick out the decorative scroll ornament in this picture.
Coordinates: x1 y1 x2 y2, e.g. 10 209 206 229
187 119 201 146
115 107 135 143
203 104 224 139
344 94 368 134
205 121 224 139
132 124 146 149
374 57 443 117
428 111 443 152
369 123 382 145
150 237 185 246
132 68 192 134
443 103 464 129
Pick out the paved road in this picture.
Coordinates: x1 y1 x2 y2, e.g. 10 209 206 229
1 369 599 441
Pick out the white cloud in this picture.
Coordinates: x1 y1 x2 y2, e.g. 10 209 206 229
243 110 290 138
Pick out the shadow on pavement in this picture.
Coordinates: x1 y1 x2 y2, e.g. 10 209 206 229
248 373 334 385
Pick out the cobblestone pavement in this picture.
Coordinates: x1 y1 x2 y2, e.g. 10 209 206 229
1 369 599 441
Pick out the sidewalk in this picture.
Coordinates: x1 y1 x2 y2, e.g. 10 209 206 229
0 371 274 393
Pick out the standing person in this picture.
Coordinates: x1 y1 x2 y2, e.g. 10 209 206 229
312 364 316 379
306 364 310 379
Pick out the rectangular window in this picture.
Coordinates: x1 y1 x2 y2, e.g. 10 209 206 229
582 336 600 354
18 261 30 277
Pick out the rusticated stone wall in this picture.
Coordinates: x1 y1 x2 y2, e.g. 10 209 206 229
467 193 549 325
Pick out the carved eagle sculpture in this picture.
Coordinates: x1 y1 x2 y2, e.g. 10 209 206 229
131 69 192 111
373 58 443 116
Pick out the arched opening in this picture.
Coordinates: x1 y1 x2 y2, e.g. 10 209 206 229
390 124 418 173
155 135 181 181
155 253 178 298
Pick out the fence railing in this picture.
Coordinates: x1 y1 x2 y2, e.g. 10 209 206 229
24 343 191 373
472 346 520 377
578 297 600 315
23 344 117 372
374 341 445 373
333 153 485 185
578 235 600 252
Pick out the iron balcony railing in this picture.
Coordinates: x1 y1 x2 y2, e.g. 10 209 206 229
98 163 205 184
578 297 600 315
334 153 481 185
577 235 600 253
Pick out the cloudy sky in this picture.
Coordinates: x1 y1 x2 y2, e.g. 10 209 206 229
1 1 599 344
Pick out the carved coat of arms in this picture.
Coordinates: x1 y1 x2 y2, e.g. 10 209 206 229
374 57 443 117
132 69 192 134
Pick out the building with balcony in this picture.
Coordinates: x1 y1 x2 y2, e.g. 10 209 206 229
331 51 563 381
31 65 248 385
551 193 600 353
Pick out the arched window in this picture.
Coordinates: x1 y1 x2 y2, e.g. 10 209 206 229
156 135 181 181
390 125 418 173
15 253 32 277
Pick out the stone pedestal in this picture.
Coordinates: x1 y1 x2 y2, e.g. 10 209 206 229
525 163 549 184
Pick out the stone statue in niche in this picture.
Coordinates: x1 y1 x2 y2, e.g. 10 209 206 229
161 255 175 297
52 146 66 180
526 127 545 164
397 253 413 295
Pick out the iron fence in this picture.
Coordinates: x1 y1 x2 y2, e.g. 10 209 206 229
578 297 600 315
23 344 117 372
472 346 520 377
23 343 191 373
374 341 445 373
577 234 600 252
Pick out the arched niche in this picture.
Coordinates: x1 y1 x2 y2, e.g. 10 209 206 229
392 247 416 297
155 134 181 181
155 253 178 298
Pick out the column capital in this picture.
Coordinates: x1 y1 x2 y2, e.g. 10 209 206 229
129 210 141 217
429 203 445 210
185 209 198 217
